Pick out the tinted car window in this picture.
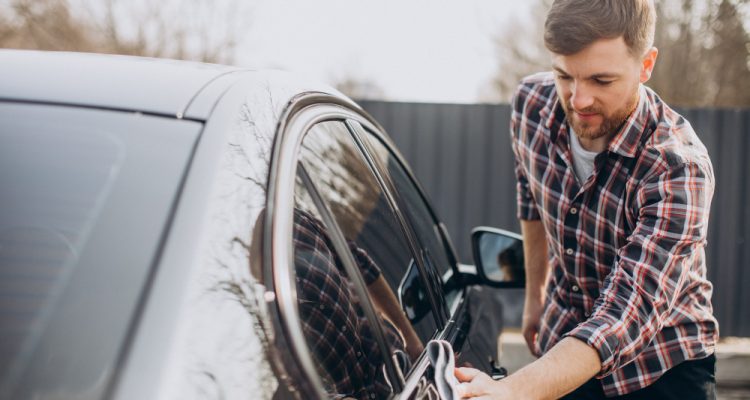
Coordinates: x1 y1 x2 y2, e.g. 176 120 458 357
298 121 439 375
292 175 401 399
0 104 199 398
355 124 454 313
0 111 123 380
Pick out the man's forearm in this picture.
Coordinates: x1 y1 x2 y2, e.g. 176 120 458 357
367 275 423 358
502 337 601 399
521 219 549 300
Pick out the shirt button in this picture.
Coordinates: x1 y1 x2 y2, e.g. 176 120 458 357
566 248 574 255
357 351 362 357
370 394 376 399
571 285 580 292
570 207 578 215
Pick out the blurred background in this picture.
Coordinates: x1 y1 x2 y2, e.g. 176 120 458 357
1 0 747 106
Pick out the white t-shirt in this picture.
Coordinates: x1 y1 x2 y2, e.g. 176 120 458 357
569 128 600 184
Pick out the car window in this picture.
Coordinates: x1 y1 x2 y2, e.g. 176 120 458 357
297 121 439 377
353 122 456 314
292 175 402 399
0 104 199 398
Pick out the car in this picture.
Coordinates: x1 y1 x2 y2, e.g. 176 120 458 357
0 50 525 400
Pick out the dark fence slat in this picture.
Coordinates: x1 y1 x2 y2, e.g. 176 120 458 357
488 106 518 232
435 104 466 254
413 104 441 194
714 110 743 336
740 110 750 336
388 102 414 159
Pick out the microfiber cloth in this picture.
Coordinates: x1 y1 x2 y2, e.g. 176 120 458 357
426 339 461 400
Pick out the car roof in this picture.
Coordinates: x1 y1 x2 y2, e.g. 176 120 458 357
0 50 242 119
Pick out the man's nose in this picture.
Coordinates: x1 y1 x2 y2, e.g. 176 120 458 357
571 82 594 110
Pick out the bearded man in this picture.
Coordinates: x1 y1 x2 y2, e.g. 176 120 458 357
456 1 718 399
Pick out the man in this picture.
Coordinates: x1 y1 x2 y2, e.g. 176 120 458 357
456 1 718 399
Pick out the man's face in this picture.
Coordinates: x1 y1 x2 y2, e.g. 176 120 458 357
552 37 653 143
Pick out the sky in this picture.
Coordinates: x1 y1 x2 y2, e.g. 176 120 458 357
237 0 535 103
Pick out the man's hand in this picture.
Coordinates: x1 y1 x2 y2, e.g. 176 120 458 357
522 294 544 355
455 367 510 399
455 338 601 400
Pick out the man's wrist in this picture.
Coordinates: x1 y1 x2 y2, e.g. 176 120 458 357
498 337 601 400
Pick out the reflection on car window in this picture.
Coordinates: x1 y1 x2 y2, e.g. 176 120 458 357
297 121 439 380
292 186 401 399
0 119 123 381
358 126 455 309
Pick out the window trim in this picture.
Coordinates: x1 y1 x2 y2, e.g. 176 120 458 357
266 96 417 397
347 120 461 321
343 119 448 328
296 161 404 392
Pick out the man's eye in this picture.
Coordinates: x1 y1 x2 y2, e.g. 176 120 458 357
557 75 571 81
595 79 613 86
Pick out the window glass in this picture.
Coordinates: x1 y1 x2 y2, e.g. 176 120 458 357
0 115 123 381
356 125 456 308
0 104 198 397
292 176 396 399
296 121 438 380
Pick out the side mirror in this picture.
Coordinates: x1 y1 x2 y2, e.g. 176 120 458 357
471 227 525 288
398 258 431 323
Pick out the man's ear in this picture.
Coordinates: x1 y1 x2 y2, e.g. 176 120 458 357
640 47 659 83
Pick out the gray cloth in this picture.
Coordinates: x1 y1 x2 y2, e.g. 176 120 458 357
427 340 460 400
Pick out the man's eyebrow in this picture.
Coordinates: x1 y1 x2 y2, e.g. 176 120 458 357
589 73 619 79
552 66 620 79
552 66 569 75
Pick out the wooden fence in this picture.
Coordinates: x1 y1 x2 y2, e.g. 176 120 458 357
359 100 750 337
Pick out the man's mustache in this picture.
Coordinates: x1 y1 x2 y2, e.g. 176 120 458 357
565 102 602 115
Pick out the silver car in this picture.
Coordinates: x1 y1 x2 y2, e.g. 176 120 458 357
0 50 524 400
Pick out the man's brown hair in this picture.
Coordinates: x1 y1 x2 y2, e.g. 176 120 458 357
544 0 656 57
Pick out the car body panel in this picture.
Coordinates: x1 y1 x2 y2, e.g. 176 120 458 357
112 73 354 400
0 50 237 119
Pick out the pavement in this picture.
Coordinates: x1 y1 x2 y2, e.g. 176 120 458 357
496 332 750 398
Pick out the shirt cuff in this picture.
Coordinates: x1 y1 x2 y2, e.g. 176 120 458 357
516 203 540 220
564 315 622 377
349 244 381 285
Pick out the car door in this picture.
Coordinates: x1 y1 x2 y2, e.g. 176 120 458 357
268 98 450 399
267 95 510 399
347 121 509 387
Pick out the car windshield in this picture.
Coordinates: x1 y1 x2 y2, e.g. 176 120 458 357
0 108 123 380
0 103 199 398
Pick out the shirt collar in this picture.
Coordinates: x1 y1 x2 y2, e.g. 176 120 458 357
542 84 653 158
607 85 652 158
540 93 566 144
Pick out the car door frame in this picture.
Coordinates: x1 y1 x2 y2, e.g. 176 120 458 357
267 91 503 400
344 118 490 399
265 92 456 399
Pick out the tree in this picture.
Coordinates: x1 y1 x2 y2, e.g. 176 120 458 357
650 0 750 107
484 0 750 107
479 0 552 103
0 0 251 64
333 75 387 100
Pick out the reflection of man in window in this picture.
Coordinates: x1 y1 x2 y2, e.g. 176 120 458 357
292 209 421 399
496 245 523 283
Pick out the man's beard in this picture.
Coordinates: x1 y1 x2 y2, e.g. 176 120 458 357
562 93 639 140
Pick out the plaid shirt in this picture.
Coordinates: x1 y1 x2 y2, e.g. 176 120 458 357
511 72 718 396
293 209 407 400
